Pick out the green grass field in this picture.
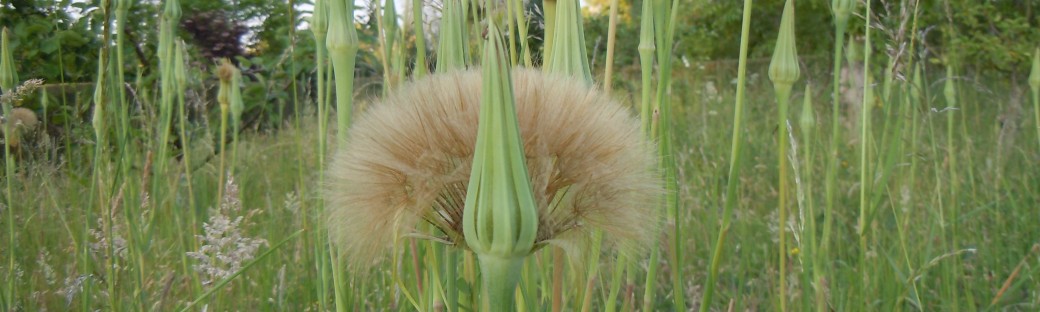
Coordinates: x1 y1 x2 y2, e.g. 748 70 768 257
3 0 1040 311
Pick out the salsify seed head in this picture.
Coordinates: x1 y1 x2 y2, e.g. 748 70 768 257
327 69 661 267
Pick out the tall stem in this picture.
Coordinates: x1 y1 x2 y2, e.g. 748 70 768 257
700 1 753 310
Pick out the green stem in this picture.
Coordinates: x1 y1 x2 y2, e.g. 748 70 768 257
699 0 752 310
776 86 792 312
477 255 525 311
857 2 873 303
820 19 846 295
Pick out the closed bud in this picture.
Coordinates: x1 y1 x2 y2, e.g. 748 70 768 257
769 0 800 90
831 0 854 28
230 66 244 126
0 28 19 92
435 0 467 72
463 22 538 260
382 0 398 47
462 22 540 310
545 0 592 83
217 59 235 112
163 0 181 21
310 0 328 40
174 41 187 87
91 50 106 143
799 84 815 131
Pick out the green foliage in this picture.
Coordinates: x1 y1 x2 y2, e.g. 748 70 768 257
0 1 100 82
934 1 1040 72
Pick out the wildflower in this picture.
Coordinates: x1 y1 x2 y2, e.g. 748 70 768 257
326 69 660 267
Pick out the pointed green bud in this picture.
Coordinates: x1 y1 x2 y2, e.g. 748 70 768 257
831 0 854 28
1029 47 1040 93
435 0 467 72
769 0 800 91
463 21 539 311
545 0 592 83
327 0 360 141
464 21 538 262
943 66 956 107
0 28 19 92
91 49 106 145
230 65 244 127
382 0 398 46
163 0 181 22
310 0 328 41
174 41 187 87
217 59 235 113
845 38 861 63
799 84 815 131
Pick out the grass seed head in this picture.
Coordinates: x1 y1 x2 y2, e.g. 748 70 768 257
327 69 661 268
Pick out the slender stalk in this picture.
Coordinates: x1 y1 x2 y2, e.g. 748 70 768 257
602 0 620 94
822 0 852 265
0 27 17 312
637 0 655 138
776 90 791 312
857 2 873 303
699 1 753 310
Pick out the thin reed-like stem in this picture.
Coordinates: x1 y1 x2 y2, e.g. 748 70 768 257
700 1 753 310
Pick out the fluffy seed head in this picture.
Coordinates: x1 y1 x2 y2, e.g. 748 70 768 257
2 107 38 148
327 69 660 267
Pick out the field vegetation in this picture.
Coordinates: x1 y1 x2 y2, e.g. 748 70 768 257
2 0 1040 311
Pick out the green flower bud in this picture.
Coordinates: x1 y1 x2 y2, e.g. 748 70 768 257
382 0 398 47
435 0 467 72
327 0 360 141
831 0 854 28
310 0 328 41
1029 47 1040 92
163 0 181 22
91 49 106 145
799 84 815 131
174 41 187 87
230 65 244 127
545 0 592 83
846 38 861 63
217 59 235 113
769 0 800 91
464 22 538 261
0 28 19 92
463 22 539 310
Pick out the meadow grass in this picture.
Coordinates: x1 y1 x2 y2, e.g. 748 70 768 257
3 1 1040 311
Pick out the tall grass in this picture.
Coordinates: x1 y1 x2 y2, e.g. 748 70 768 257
3 1 1040 311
